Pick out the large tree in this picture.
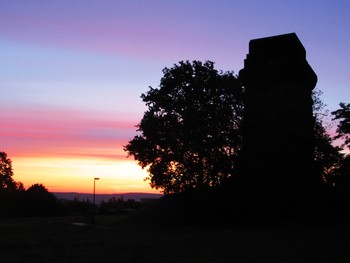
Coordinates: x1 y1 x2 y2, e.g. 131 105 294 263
125 61 243 194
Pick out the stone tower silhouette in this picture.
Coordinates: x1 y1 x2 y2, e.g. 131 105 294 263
239 33 318 194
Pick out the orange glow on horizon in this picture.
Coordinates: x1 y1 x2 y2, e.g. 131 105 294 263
12 156 160 194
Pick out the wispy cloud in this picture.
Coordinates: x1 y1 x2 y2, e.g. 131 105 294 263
1 106 137 160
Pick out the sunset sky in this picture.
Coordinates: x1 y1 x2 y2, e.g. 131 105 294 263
1 0 349 194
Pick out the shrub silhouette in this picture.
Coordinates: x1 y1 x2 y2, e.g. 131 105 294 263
21 184 64 216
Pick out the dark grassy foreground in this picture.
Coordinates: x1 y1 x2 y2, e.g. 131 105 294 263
1 213 350 263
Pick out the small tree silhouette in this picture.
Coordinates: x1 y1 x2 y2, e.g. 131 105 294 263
0 151 17 192
25 183 63 216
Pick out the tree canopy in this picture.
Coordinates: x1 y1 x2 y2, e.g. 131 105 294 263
125 61 243 194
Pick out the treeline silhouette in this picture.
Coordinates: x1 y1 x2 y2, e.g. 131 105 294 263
0 183 64 217
61 196 143 216
0 151 145 217
0 184 145 218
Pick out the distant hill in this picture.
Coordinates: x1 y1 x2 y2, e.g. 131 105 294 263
53 192 163 204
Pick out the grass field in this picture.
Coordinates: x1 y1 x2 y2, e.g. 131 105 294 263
1 214 350 263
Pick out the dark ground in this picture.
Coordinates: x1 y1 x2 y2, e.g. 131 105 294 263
1 213 350 263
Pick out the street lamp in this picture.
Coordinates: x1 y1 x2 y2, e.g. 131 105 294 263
92 177 99 227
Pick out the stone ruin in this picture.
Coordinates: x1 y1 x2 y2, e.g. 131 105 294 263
239 33 319 194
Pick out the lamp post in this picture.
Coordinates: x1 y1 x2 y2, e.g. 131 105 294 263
92 177 99 227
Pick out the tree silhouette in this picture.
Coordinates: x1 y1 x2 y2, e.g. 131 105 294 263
332 155 350 192
125 61 243 194
330 102 350 191
312 91 344 187
25 183 63 216
332 102 350 149
314 120 343 186
27 183 49 193
0 151 17 192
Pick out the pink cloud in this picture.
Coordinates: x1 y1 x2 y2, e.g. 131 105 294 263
1 106 138 160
